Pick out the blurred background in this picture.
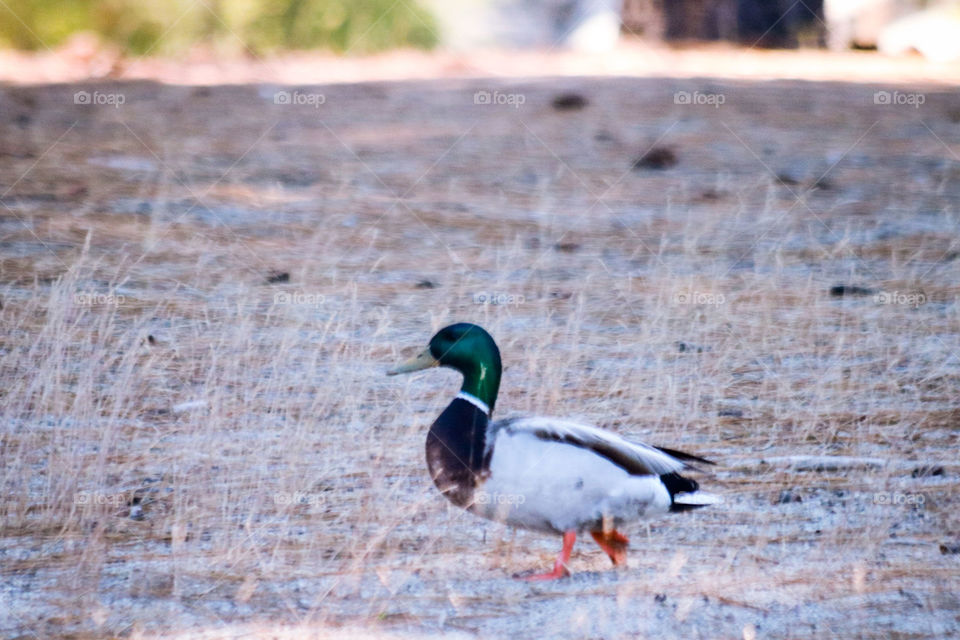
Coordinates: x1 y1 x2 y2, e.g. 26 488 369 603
1 0 959 81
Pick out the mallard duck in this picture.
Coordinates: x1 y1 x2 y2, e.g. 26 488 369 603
388 323 719 580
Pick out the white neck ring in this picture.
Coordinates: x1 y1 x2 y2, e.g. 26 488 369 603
456 391 490 416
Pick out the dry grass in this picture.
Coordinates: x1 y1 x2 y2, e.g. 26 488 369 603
1 72 959 639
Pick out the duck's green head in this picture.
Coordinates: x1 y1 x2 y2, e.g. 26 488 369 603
387 323 502 412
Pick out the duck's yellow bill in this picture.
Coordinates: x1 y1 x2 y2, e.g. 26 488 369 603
386 348 439 376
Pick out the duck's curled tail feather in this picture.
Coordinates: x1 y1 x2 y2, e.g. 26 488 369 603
659 472 722 513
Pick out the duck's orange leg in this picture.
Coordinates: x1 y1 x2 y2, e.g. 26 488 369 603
519 530 577 581
590 529 629 566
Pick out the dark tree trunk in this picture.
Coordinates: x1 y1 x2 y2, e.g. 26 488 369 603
622 0 825 48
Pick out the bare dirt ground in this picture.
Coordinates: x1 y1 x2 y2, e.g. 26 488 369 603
1 47 959 639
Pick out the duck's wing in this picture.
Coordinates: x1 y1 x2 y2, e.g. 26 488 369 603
488 416 711 477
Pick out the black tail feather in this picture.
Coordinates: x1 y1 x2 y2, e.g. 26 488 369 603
660 472 710 513
669 501 711 513
655 446 715 466
660 471 698 496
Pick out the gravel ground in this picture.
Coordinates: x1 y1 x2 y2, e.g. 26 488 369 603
1 54 959 639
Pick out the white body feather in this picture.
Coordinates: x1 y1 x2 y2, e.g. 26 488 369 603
470 417 682 533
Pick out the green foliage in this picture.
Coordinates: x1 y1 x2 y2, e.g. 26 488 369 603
0 0 438 54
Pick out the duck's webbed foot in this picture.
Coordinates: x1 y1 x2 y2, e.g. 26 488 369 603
590 529 629 566
516 530 577 581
